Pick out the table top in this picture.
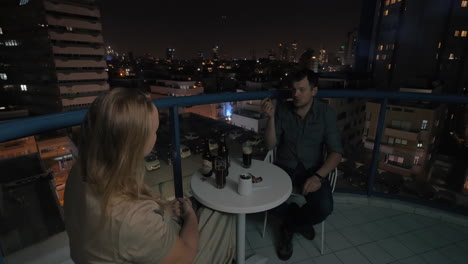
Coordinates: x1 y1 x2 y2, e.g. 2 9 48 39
191 158 292 214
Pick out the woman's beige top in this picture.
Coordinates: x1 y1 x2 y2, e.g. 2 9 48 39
64 165 179 264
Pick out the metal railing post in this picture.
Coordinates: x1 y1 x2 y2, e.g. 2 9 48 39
169 105 183 198
368 98 388 196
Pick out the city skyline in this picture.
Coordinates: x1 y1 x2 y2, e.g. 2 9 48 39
99 0 362 58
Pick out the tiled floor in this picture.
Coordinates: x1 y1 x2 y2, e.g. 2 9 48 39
244 195 468 264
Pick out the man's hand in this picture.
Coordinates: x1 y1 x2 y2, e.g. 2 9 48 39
302 175 322 195
261 98 275 118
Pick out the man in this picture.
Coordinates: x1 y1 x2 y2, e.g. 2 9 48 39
262 68 343 260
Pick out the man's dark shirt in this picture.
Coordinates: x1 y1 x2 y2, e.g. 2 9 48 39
274 99 343 171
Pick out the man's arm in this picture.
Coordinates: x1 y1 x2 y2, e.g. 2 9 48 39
262 98 277 150
315 152 342 178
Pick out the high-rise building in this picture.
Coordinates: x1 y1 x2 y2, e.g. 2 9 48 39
267 49 276 60
344 29 358 67
363 88 446 181
319 48 328 65
290 41 298 62
197 50 204 61
370 0 468 93
166 48 175 61
0 0 109 115
277 43 288 61
212 45 219 61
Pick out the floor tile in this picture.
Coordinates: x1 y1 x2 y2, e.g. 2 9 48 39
323 231 353 252
340 210 370 225
327 211 354 230
297 237 332 257
411 228 450 249
377 237 413 260
397 255 427 264
358 222 392 241
430 224 467 244
314 253 344 264
251 244 310 264
374 218 406 236
419 250 451 264
335 247 371 264
357 242 395 264
246 230 274 249
437 244 468 264
339 226 373 246
395 232 433 254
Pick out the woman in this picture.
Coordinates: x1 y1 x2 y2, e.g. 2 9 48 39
64 88 235 264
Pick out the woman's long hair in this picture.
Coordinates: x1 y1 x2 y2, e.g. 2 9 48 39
79 88 156 219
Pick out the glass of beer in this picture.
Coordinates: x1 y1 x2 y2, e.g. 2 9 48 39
242 142 252 168
214 156 226 189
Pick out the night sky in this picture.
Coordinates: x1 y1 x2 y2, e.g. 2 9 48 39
99 0 362 59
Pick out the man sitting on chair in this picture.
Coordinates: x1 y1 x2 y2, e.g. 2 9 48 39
262 67 343 260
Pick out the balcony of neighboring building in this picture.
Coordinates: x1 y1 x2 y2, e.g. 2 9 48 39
59 82 109 95
46 15 103 31
150 84 204 97
48 31 103 43
54 58 107 68
44 1 101 18
52 45 105 55
56 71 107 81
61 95 97 108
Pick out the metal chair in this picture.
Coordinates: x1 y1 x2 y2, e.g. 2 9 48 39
262 150 338 255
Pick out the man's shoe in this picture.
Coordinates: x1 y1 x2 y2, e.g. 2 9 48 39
276 225 293 260
299 225 316 240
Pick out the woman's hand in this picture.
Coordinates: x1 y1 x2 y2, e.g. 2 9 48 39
172 198 195 219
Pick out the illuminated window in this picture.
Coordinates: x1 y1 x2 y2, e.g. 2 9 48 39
382 54 387 60
421 120 428 130
0 73 7 80
388 64 392 69
462 31 467 37
384 10 389 16
378 45 384 51
0 27 3 35
438 42 442 49
385 0 390 5
376 54 380 60
5 40 19 46
391 0 396 4
462 1 468 7
66 26 73 31
454 30 460 37
19 0 30 5
20 84 27 91
417 142 423 148
449 53 455 60
388 137 395 144
414 156 420 165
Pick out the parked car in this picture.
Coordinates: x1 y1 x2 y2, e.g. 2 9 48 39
184 132 199 140
247 135 263 146
229 129 243 140
144 154 161 171
180 144 192 158
208 139 218 151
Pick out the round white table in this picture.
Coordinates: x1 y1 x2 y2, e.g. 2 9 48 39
191 158 292 264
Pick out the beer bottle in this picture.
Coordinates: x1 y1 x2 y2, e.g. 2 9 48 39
201 139 213 177
218 133 230 176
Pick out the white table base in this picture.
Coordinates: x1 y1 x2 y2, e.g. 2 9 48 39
237 214 269 264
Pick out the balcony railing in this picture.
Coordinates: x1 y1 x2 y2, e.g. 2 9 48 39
1 90 467 198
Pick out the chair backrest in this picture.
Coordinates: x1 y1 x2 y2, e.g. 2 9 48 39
328 168 338 193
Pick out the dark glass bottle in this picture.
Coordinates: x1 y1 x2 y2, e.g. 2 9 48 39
218 133 230 177
201 139 213 177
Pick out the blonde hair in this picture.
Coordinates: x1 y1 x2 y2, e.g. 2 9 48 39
79 88 156 220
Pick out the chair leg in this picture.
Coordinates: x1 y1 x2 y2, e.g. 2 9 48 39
262 211 268 238
321 221 325 255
